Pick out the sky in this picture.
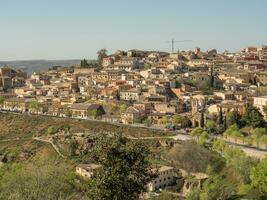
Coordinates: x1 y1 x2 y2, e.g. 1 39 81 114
0 0 267 60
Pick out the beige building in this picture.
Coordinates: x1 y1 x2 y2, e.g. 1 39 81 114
254 96 267 117
3 98 35 112
154 103 176 114
76 164 101 178
119 89 141 101
147 166 176 192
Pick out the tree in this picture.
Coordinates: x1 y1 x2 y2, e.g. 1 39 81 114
89 109 101 119
224 124 240 142
97 48 108 66
0 162 87 200
198 131 209 146
241 106 265 128
69 138 78 156
191 127 209 145
191 127 204 139
28 101 42 113
199 174 235 200
47 126 56 135
250 157 267 194
224 147 256 184
119 104 127 114
88 136 155 200
80 59 89 67
167 141 224 173
251 128 266 147
226 111 241 128
217 106 223 125
260 135 267 147
172 114 182 125
212 139 226 154
159 116 169 125
0 96 5 105
200 112 205 128
186 188 201 200
144 63 151 70
206 120 216 134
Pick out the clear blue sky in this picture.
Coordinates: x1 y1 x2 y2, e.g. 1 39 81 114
0 0 266 60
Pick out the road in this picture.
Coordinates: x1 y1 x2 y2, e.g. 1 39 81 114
1 110 267 159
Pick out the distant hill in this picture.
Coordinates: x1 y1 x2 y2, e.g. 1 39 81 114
0 60 85 74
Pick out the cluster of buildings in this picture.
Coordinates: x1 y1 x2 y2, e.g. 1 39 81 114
1 46 267 128
76 163 207 196
76 163 177 192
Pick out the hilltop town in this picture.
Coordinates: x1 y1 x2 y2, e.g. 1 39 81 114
2 46 267 199
1 46 267 129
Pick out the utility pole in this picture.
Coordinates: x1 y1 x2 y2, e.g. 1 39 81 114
166 39 193 53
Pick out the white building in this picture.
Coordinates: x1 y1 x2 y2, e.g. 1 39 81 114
254 96 267 117
147 166 176 192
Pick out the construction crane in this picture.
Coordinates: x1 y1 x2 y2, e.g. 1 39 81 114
166 39 193 53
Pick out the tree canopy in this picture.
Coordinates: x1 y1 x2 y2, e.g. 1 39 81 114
0 96 5 105
226 111 241 128
250 157 267 194
0 162 87 200
167 141 224 173
241 106 265 128
28 101 42 113
87 135 155 200
97 49 108 66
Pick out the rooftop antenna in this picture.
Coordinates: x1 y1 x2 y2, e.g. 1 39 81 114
166 39 193 53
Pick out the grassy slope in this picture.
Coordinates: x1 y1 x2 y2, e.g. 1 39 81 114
0 112 173 162
0 113 173 138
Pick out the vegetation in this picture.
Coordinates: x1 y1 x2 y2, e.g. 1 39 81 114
250 157 267 195
89 109 102 119
2 107 267 199
0 159 89 200
226 110 241 128
241 106 265 128
190 127 209 145
28 101 42 113
206 120 216 134
0 96 5 105
47 126 57 135
80 59 89 67
87 135 155 200
97 48 107 67
0 112 172 139
167 141 224 173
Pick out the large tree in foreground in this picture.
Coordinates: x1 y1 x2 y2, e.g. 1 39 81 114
88 135 155 200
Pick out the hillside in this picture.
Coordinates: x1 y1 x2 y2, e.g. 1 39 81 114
0 60 82 73
0 113 172 161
